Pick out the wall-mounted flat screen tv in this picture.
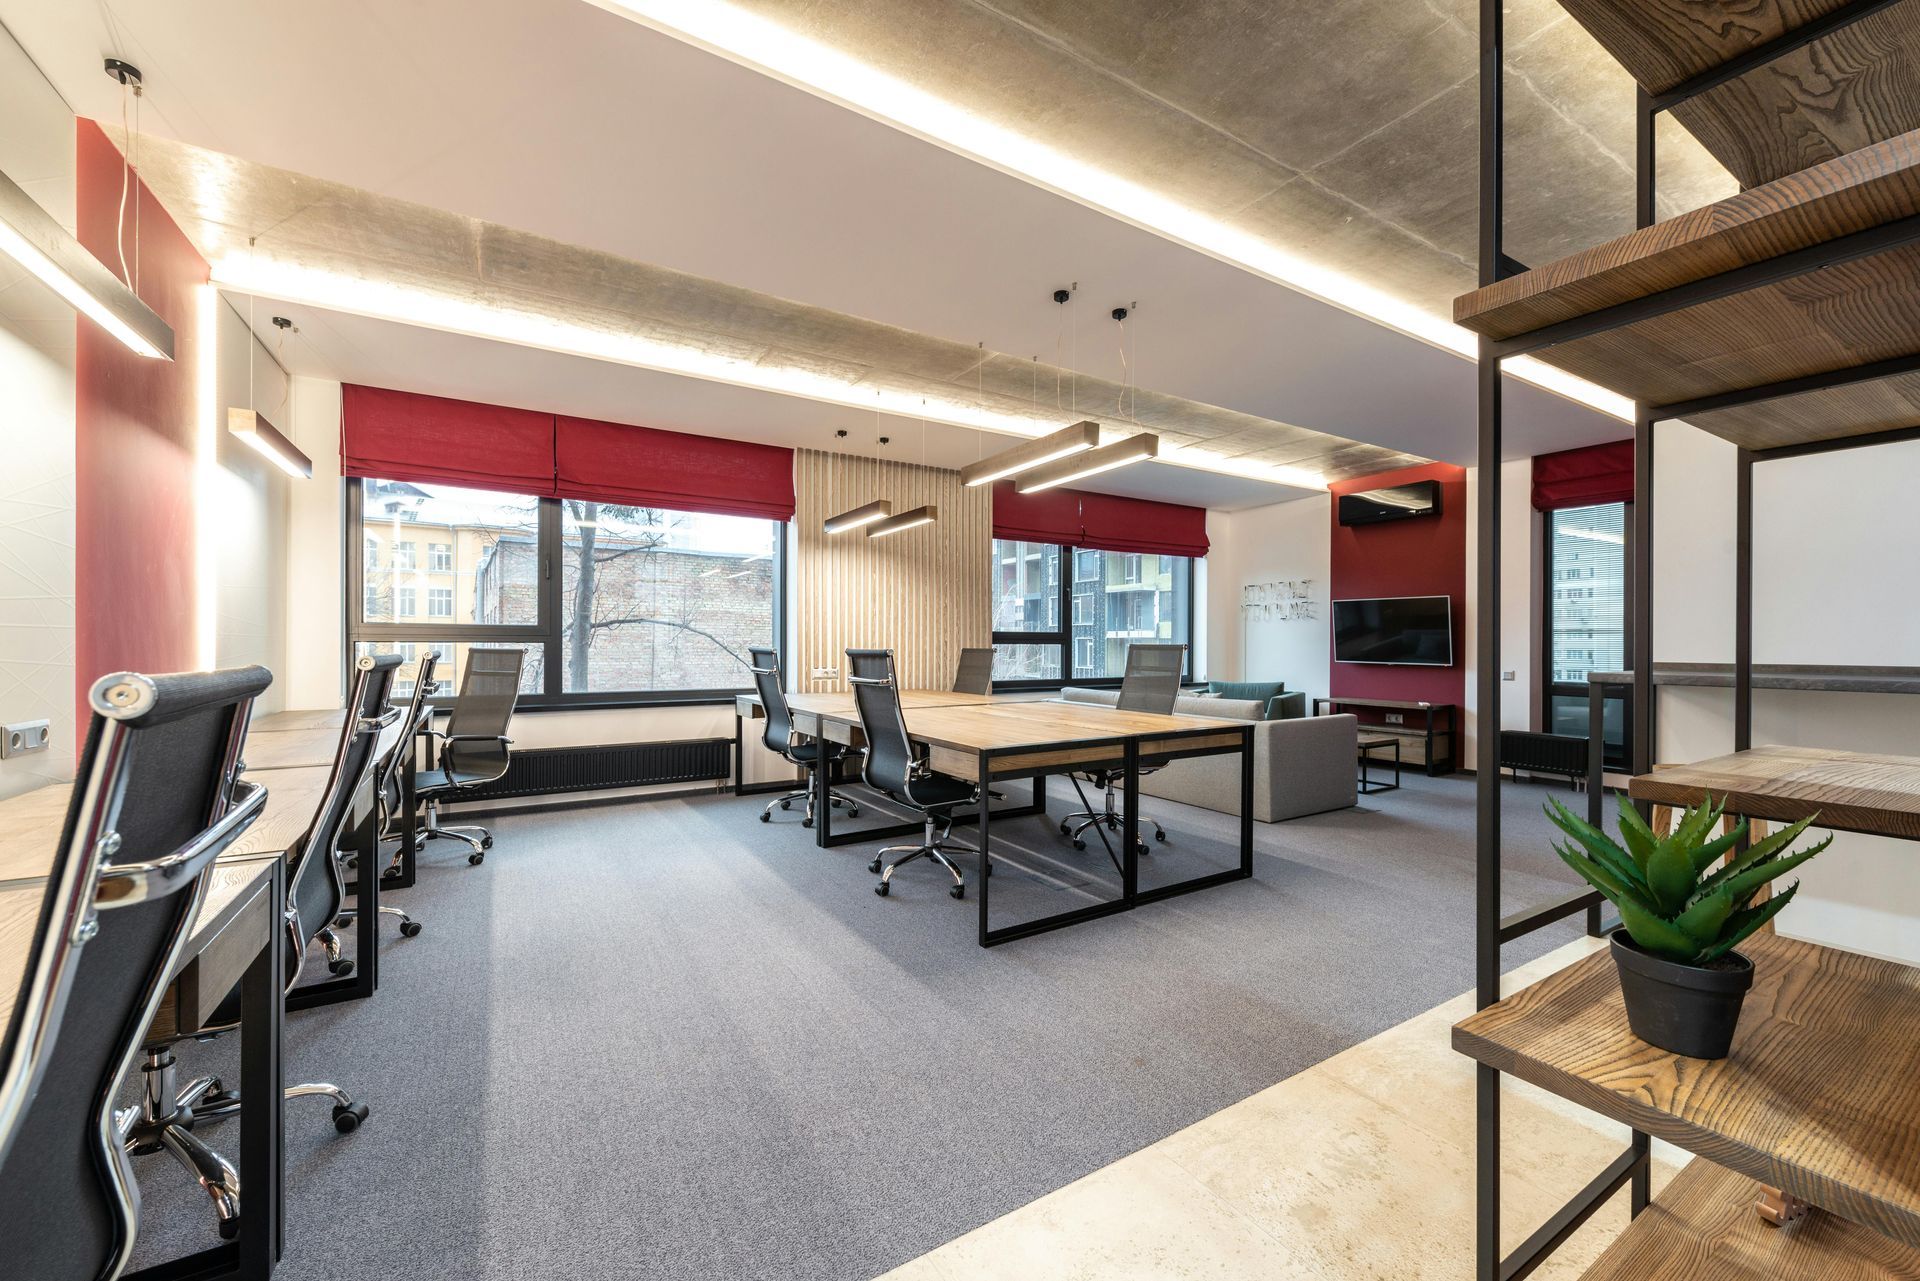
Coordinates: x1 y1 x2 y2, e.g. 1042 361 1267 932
1332 595 1454 666
1338 479 1441 526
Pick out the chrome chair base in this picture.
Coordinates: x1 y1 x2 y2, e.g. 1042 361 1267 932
1061 776 1166 851
760 784 860 828
122 1048 369 1239
334 903 422 938
404 797 493 865
869 812 978 899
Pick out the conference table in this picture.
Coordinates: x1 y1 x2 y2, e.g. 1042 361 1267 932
737 690 1255 945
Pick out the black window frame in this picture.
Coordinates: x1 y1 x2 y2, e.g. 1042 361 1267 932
345 479 788 710
989 537 1197 691
1540 499 1634 770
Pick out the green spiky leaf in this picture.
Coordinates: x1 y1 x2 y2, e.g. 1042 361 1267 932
1614 894 1704 961
1645 834 1698 916
1693 814 1820 900
1672 887 1736 949
1616 796 1659 874
1552 842 1665 924
1687 821 1748 875
1697 884 1800 963
1666 794 1723 857
1714 833 1833 906
1544 798 1646 890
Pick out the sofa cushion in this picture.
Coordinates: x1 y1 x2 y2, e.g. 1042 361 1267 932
1174 694 1262 721
1207 680 1300 721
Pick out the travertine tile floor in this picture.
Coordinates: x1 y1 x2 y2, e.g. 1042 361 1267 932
881 938 1688 1280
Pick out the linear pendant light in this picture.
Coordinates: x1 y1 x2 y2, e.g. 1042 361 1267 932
227 408 314 479
1015 433 1158 493
0 165 174 360
824 498 893 534
959 419 1100 487
865 504 937 538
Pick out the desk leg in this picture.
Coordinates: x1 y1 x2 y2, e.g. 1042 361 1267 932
976 751 991 947
240 857 286 1270
1239 726 1255 878
812 748 830 849
1122 739 1139 902
354 804 378 997
387 741 419 891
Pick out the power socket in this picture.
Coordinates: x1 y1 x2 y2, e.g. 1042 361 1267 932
0 719 51 758
1385 712 1404 725
811 666 839 680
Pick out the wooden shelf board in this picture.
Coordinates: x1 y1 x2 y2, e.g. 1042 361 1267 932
1557 0 1920 189
1454 932 1920 1249
1590 663 1920 695
1453 130 1920 449
1628 745 1920 838
1583 1157 1920 1280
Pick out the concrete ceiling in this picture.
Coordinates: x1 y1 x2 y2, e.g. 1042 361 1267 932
0 0 1643 506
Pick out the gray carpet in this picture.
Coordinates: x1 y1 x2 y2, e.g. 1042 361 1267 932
125 771 1589 1280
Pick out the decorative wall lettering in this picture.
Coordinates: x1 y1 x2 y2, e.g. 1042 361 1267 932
1242 579 1318 621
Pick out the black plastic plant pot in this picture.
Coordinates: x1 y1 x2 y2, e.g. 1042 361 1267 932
1610 930 1755 1060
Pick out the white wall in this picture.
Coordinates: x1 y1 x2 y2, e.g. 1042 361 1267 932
212 299 291 708
1655 421 1920 964
1204 496 1331 697
0 30 77 799
1461 460 1539 772
284 375 346 709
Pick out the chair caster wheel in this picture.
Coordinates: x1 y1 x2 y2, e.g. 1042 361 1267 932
780 799 792 811
332 1103 369 1134
1154 830 1167 842
868 858 883 873
802 817 813 828
949 885 965 900
333 915 351 928
1072 839 1086 851
344 856 357 871
1059 821 1071 835
874 882 890 896
848 807 860 817
328 958 355 978
399 920 422 938
759 811 772 823
481 835 494 850
218 1216 240 1241
468 851 485 866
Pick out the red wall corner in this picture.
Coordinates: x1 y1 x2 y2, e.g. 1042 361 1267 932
74 117 209 734
1328 462 1468 709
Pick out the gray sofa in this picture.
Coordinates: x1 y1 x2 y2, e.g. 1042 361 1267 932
1059 688 1358 821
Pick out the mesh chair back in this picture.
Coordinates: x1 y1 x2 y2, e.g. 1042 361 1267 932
952 647 994 696
377 649 436 810
0 665 270 1281
285 654 401 971
847 649 916 794
748 646 795 756
1116 644 1185 714
444 647 523 778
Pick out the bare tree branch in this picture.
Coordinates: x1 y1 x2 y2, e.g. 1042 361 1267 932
587 615 751 669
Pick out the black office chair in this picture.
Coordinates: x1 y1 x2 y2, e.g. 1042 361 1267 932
0 666 270 1281
1062 643 1186 864
338 649 436 938
848 648 980 900
412 646 522 865
748 646 859 826
951 646 994 695
123 654 400 1240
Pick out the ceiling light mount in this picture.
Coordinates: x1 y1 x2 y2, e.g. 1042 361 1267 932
103 58 142 87
1111 306 1128 322
959 419 1099 488
1052 288 1071 304
272 315 293 331
1015 433 1158 493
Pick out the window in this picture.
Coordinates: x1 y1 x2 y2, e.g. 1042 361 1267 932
990 538 1196 685
1544 502 1630 768
348 478 785 706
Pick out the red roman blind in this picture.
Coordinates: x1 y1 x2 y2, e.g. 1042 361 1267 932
1533 440 1634 511
991 482 1208 557
341 385 556 495
555 416 795 521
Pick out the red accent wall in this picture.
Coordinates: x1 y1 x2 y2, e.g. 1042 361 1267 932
74 118 208 729
1328 462 1467 707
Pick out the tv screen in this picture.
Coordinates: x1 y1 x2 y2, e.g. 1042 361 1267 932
1332 596 1454 666
1338 480 1441 526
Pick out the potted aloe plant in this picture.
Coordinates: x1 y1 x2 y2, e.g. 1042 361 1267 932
1545 795 1832 1059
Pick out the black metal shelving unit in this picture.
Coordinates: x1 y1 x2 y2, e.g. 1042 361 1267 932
1472 0 1920 1276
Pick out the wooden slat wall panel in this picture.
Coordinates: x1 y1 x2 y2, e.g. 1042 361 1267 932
793 449 991 694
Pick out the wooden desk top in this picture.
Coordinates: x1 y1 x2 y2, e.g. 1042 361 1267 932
241 725 343 771
1628 745 1920 840
0 784 76 885
895 700 1246 753
250 707 346 733
738 689 1049 717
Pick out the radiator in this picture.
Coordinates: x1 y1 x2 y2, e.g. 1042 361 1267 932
1498 731 1588 780
453 738 731 801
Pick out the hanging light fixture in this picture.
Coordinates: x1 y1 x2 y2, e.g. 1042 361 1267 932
227 313 313 478
866 505 937 538
959 419 1100 487
0 164 172 360
1015 433 1158 493
823 498 892 534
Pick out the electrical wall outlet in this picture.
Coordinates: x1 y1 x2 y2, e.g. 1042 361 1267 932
1385 712 1404 725
811 665 839 680
1502 670 1516 681
0 719 51 758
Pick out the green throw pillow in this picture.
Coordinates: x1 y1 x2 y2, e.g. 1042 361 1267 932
1208 681 1287 720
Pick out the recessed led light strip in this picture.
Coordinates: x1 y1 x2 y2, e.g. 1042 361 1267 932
592 0 1632 423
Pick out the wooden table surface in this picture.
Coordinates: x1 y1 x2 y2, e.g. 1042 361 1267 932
250 707 347 734
1629 745 1920 840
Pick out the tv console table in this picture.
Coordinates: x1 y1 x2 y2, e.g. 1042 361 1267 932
1311 697 1457 776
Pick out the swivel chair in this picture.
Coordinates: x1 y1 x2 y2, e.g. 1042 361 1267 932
951 646 994 695
0 665 270 1280
339 648 438 938
847 648 981 899
748 646 858 826
412 646 522 865
1061 643 1185 866
123 654 401 1240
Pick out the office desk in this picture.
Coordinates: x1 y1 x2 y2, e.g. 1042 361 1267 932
248 705 428 889
0 783 288 1281
743 694 1256 944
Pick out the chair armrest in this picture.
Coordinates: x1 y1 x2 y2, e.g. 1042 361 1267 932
443 734 512 747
